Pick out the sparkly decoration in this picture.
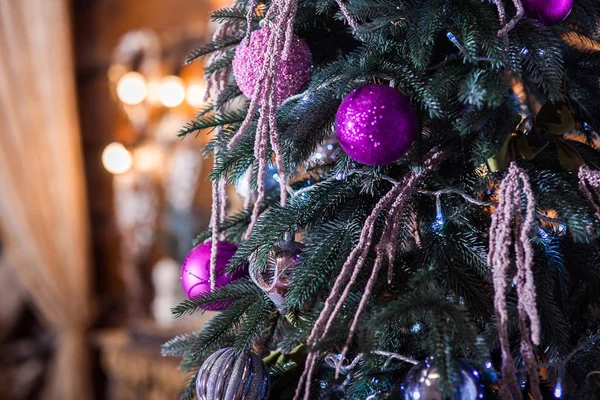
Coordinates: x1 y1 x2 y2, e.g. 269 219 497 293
229 0 313 238
205 20 236 292
522 0 573 25
335 84 417 166
294 148 448 400
308 136 339 167
250 239 304 313
494 0 526 50
236 164 281 199
579 166 600 221
233 27 312 106
488 163 541 400
402 357 485 400
180 241 246 310
196 347 271 400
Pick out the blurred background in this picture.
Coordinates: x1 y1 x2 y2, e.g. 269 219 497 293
0 1 236 399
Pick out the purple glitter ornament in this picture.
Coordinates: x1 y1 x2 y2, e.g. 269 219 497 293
522 0 573 25
180 241 246 310
232 27 312 105
335 84 417 166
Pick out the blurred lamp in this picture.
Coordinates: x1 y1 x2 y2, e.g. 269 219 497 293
134 144 162 173
146 80 161 105
159 75 185 108
186 82 207 108
103 142 133 174
116 72 147 105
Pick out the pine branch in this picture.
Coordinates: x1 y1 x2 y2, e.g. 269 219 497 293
170 279 261 317
179 371 199 400
178 107 248 138
185 32 245 64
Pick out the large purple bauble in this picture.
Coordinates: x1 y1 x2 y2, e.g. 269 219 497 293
522 0 573 25
232 27 312 105
335 84 417 166
180 241 246 310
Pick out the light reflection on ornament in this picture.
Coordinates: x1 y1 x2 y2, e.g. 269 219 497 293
159 75 185 108
403 358 484 400
102 142 133 174
116 72 147 105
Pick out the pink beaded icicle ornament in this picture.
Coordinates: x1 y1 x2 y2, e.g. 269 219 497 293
229 0 312 239
488 162 542 400
233 27 312 106
293 147 448 400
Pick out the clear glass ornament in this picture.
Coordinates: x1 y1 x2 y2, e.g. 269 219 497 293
402 357 484 400
250 238 303 313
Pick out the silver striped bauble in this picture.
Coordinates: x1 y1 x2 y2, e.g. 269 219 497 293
196 348 271 400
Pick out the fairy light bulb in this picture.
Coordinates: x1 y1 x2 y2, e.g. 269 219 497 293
159 75 185 107
102 142 133 174
116 72 147 105
554 381 563 398
186 82 207 108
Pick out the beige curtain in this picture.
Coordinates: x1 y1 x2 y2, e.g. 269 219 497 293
0 1 93 399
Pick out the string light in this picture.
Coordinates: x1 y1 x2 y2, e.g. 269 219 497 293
102 142 133 174
116 72 147 105
159 75 185 108
434 194 445 230
554 381 563 398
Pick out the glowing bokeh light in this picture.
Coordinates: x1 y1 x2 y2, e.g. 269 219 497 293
186 82 207 108
159 75 185 108
102 142 133 174
116 72 147 105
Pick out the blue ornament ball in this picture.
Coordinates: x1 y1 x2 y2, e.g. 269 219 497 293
403 357 485 400
196 347 271 400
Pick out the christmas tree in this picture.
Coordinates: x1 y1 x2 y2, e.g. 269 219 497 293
162 0 600 398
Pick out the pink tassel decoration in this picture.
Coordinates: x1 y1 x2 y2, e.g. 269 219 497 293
578 166 600 221
230 0 303 239
495 0 525 50
334 0 358 30
293 148 448 400
488 162 541 400
206 22 235 290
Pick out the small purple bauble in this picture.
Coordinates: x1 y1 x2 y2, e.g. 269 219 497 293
335 84 417 166
232 27 312 105
180 241 246 310
522 0 573 25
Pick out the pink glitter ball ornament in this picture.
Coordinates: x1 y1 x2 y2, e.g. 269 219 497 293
232 27 312 105
335 84 417 166
180 241 247 310
522 0 573 25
